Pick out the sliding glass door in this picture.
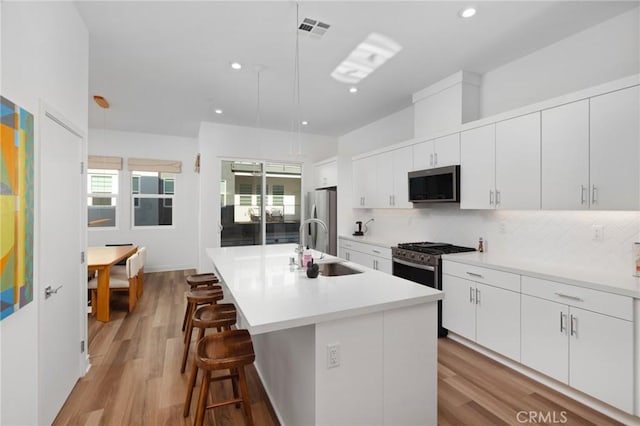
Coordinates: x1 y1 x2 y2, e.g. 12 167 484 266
220 160 301 247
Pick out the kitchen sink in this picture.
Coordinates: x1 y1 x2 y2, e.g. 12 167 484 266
318 262 363 277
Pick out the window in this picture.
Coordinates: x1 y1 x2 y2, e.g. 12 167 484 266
87 169 118 227
220 160 301 247
131 171 175 227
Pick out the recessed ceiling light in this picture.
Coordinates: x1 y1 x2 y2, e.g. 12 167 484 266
459 7 476 18
230 62 242 70
301 120 308 126
349 87 358 93
215 109 223 114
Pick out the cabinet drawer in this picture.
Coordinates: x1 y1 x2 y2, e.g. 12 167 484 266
521 276 632 321
338 239 391 260
443 261 520 292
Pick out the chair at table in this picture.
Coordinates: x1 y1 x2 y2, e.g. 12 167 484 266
136 246 147 297
89 252 140 313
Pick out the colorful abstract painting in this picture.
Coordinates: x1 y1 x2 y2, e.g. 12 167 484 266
0 96 34 320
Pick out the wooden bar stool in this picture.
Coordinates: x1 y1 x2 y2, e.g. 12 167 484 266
182 285 223 333
181 288 224 372
182 274 221 332
193 329 255 426
183 303 237 417
186 273 219 289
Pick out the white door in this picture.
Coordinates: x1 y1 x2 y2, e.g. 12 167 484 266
460 124 496 209
391 146 413 208
541 100 589 210
412 140 434 170
495 112 541 210
474 283 521 361
432 133 460 168
441 275 476 341
568 307 634 413
521 295 569 383
38 110 85 424
589 86 640 210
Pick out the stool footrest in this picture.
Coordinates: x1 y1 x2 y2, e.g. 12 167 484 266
211 373 237 382
206 398 243 410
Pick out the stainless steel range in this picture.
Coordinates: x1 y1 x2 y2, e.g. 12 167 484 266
392 242 475 337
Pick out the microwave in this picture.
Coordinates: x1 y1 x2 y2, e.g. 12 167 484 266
408 165 460 203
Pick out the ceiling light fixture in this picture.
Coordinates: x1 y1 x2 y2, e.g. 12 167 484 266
230 62 242 70
349 87 358 93
459 7 477 18
301 120 308 126
215 109 223 114
93 95 109 109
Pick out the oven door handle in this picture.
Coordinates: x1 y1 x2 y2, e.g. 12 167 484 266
392 258 435 271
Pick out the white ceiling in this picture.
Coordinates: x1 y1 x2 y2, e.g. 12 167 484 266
77 1 637 138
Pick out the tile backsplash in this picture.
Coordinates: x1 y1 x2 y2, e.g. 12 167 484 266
353 206 640 273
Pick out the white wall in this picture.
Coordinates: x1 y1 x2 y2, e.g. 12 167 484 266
337 106 414 237
338 8 640 272
88 129 199 272
0 2 88 425
198 122 337 271
480 7 640 117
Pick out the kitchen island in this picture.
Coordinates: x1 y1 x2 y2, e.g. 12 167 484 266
207 244 442 426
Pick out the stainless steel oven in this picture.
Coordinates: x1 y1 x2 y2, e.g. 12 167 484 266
392 242 475 337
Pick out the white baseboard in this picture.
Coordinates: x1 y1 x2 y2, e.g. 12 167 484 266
446 333 640 426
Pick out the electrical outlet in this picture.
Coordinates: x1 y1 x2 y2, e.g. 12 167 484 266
327 343 340 368
592 224 604 241
499 221 506 234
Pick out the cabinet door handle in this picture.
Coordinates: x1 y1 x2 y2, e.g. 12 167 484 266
580 185 586 205
469 287 474 304
554 292 583 302
570 314 577 337
392 195 395 206
429 153 434 167
434 153 438 166
489 190 494 206
495 190 501 206
591 185 598 204
346 252 350 261
560 312 566 333
372 249 381 254
466 271 483 279
475 288 480 305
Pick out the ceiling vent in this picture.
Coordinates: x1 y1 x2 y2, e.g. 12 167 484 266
298 18 330 39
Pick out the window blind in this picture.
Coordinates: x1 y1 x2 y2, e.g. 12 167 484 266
88 155 123 170
127 158 182 173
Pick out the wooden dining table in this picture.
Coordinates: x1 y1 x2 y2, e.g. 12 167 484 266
88 245 137 322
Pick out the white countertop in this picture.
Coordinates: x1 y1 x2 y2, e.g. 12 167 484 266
442 252 640 298
338 234 396 249
207 244 442 334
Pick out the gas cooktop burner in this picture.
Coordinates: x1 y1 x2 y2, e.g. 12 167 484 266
396 241 476 255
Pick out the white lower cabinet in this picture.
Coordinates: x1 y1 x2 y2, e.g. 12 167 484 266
442 274 520 361
522 294 634 413
338 238 392 274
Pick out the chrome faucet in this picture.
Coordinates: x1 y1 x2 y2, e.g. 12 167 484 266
297 218 329 267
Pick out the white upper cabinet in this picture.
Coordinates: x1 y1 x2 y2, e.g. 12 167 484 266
542 85 640 210
314 159 337 189
542 99 591 210
589 86 640 210
352 155 377 208
460 124 496 209
495 113 541 209
353 146 412 209
412 133 460 171
391 146 413 208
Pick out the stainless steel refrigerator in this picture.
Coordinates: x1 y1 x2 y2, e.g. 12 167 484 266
307 188 337 255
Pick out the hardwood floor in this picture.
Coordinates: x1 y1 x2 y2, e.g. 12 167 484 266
54 270 622 426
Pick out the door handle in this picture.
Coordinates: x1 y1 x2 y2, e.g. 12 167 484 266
469 287 474 303
495 190 501 206
580 185 586 205
434 153 438 166
44 285 63 299
475 288 480 305
591 185 598 204
429 153 434 167
466 271 483 279
570 314 577 337
560 312 566 333
489 190 494 206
